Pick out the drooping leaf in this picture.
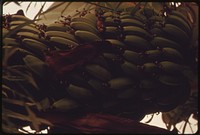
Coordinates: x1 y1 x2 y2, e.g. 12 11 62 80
26 2 33 13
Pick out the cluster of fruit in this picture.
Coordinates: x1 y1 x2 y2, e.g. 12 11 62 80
2 5 193 126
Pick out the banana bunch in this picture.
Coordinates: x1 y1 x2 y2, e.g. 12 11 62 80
2 5 194 123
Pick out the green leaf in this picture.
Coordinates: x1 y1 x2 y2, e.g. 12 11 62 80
26 2 33 13
61 2 72 15
39 2 65 15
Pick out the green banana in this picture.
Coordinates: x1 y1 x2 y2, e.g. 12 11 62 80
16 31 42 41
144 50 161 62
10 21 35 26
120 11 129 16
88 78 108 95
158 75 183 86
10 25 40 34
52 98 79 112
121 18 144 28
159 61 184 74
103 53 118 60
165 15 191 36
3 28 9 37
11 15 30 21
105 39 125 47
50 36 79 49
121 61 140 77
123 50 141 64
149 16 163 22
151 37 181 50
104 17 117 27
108 77 134 90
74 30 101 43
104 26 118 34
171 10 192 29
123 26 152 40
71 17 95 26
3 38 20 46
23 55 47 76
142 63 158 74
83 13 97 24
103 11 113 18
67 84 94 100
134 9 147 23
46 31 78 42
140 79 158 89
150 27 164 37
120 14 133 19
70 21 99 35
85 64 111 81
46 23 71 32
117 87 137 99
162 47 183 62
124 35 150 51
161 24 190 45
67 72 89 88
22 38 47 54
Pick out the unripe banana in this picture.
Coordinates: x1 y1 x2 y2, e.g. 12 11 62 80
171 10 192 29
104 17 118 27
150 27 164 37
142 63 158 74
104 26 119 38
3 28 9 37
67 72 89 88
162 47 183 63
10 25 40 34
23 55 48 76
158 75 183 86
151 37 181 50
144 50 161 62
67 84 94 100
121 61 140 77
46 31 78 42
121 18 144 28
162 24 189 45
46 23 71 32
124 35 150 51
22 38 47 54
165 15 191 36
84 13 97 24
117 87 137 99
105 39 125 48
108 77 134 90
70 21 99 35
88 78 108 95
10 21 35 27
75 30 101 43
11 15 30 21
123 50 141 64
140 79 158 89
50 36 79 49
120 14 133 19
17 31 42 41
3 38 20 46
123 26 152 40
85 64 111 81
52 98 79 112
103 11 113 18
103 53 118 60
71 17 95 26
149 16 164 22
159 61 184 74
